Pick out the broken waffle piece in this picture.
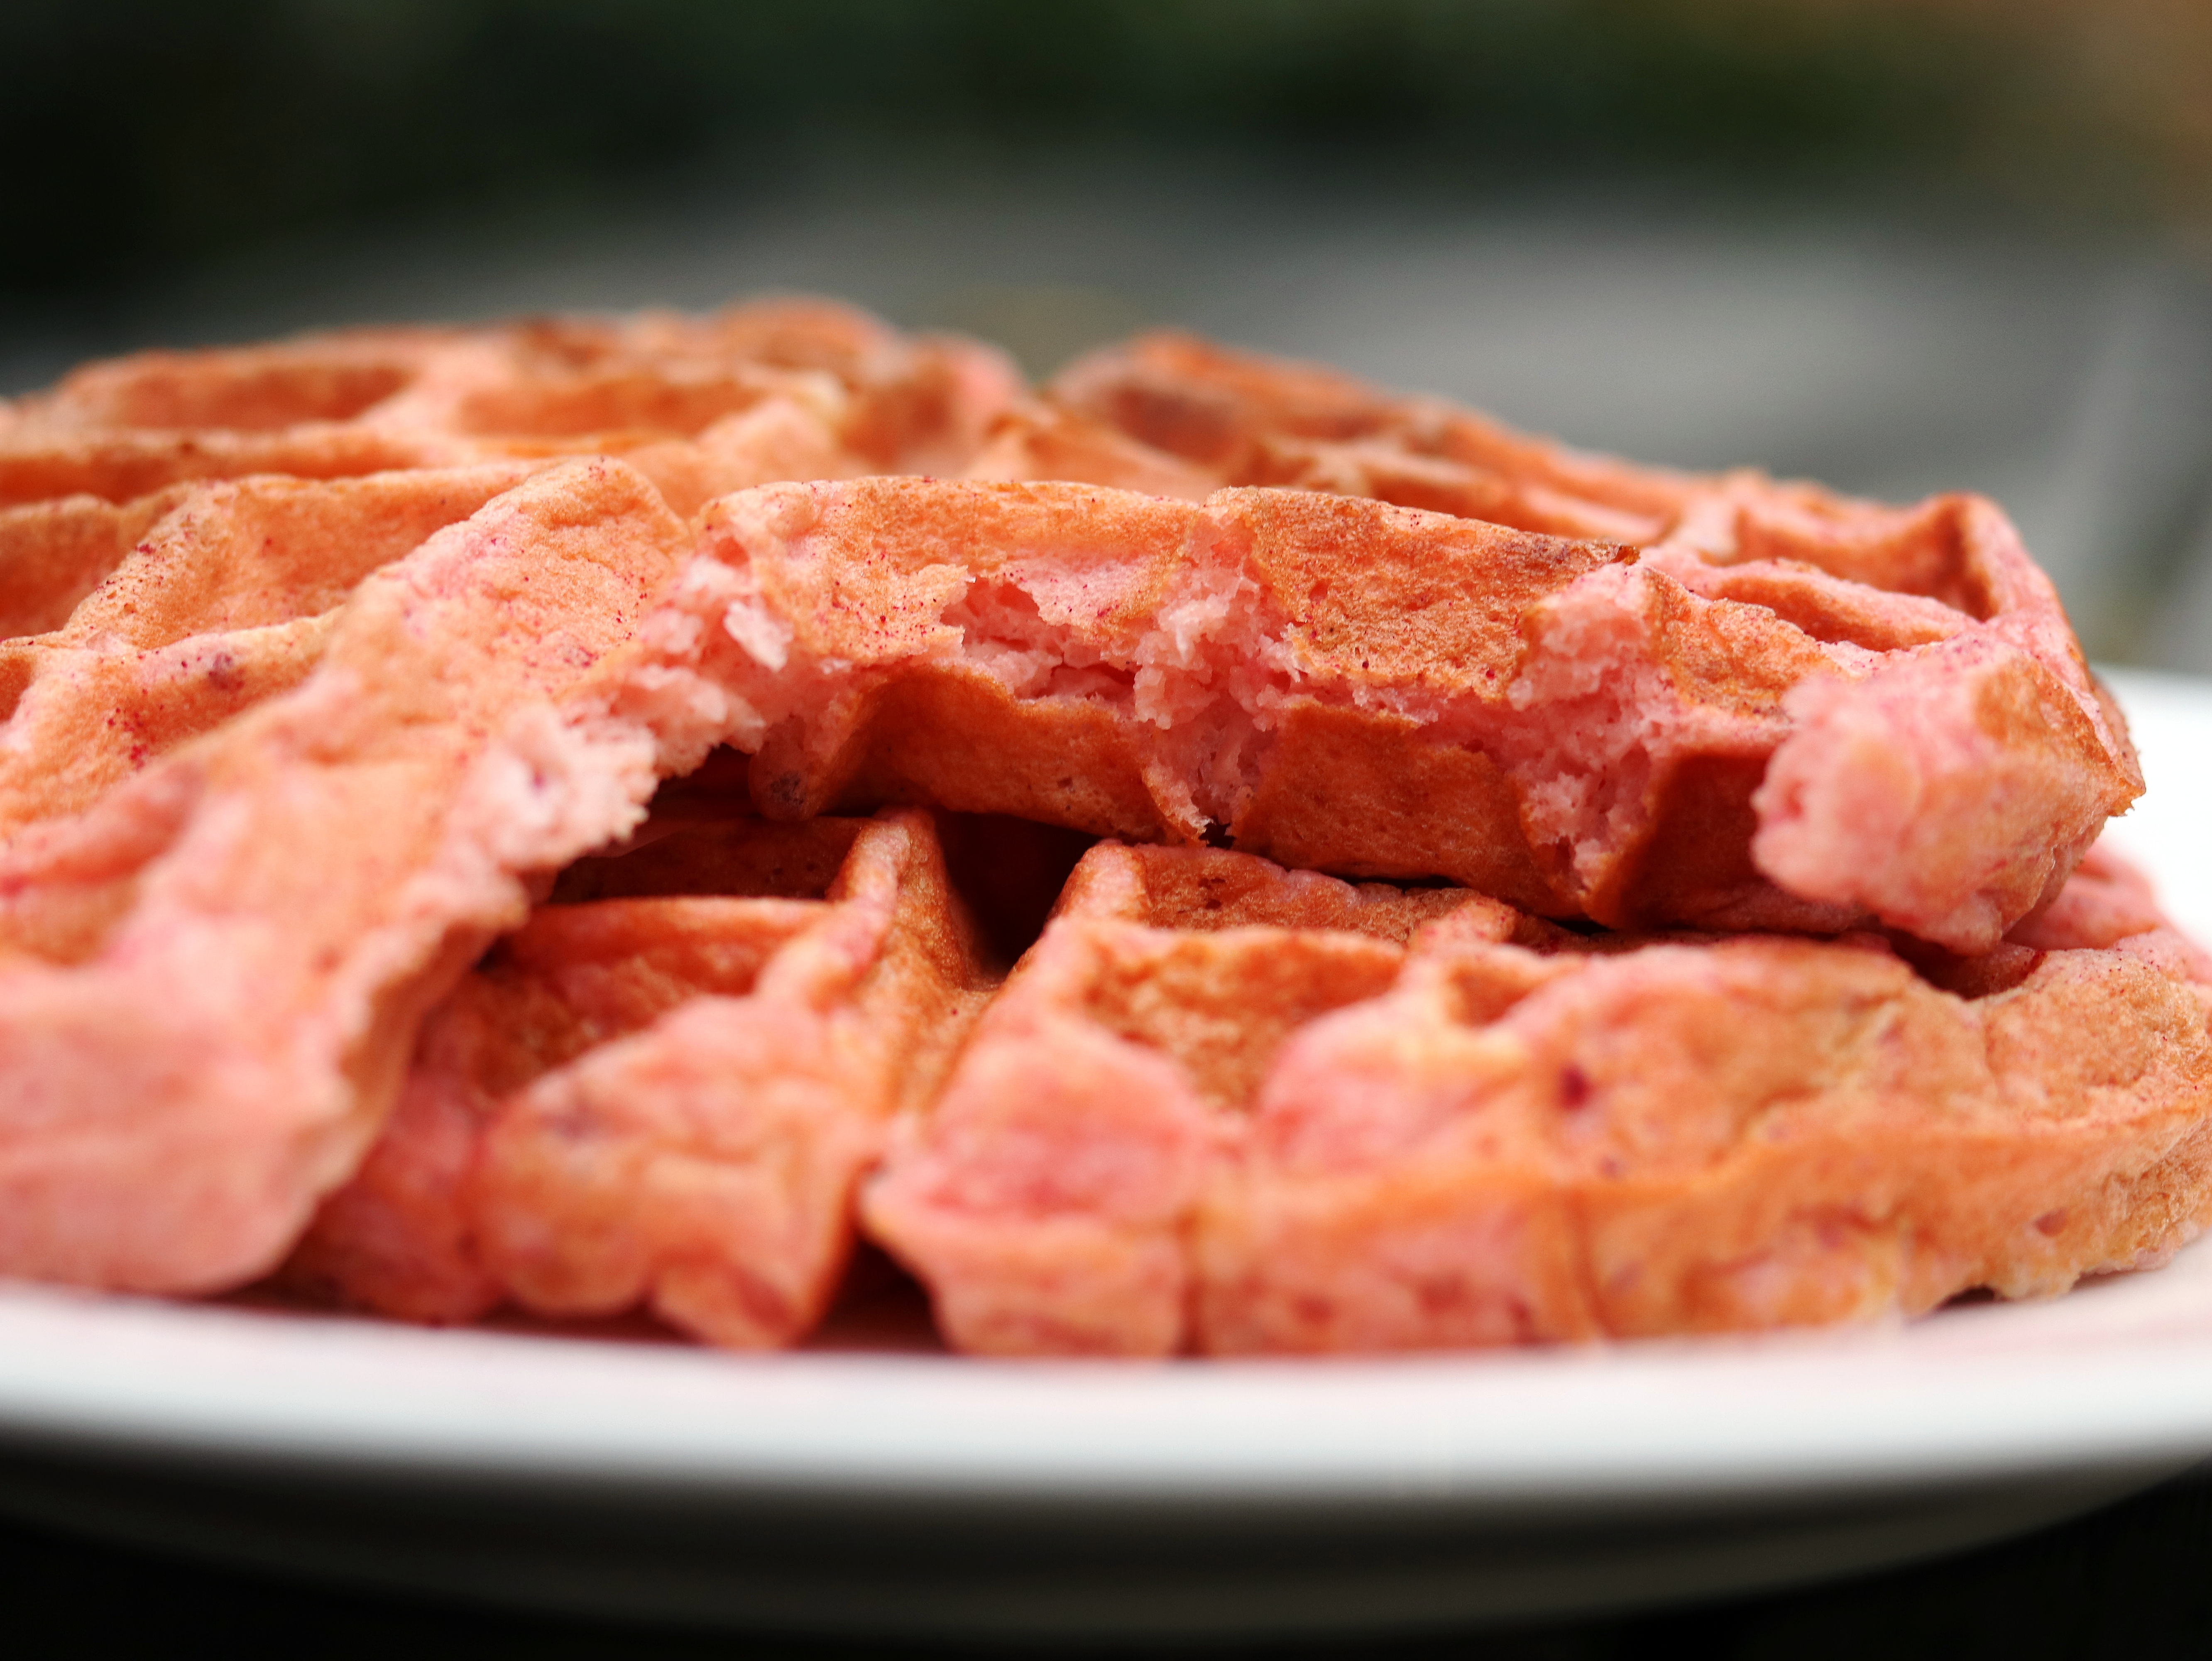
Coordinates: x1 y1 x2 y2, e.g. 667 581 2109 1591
0 459 688 1291
639 472 2131 949
288 810 994 1348
1047 333 2141 951
863 843 2212 1357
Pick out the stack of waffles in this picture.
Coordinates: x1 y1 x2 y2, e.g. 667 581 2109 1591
2 301 2205 1356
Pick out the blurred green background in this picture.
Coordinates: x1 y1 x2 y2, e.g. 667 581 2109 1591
6 0 2212 664
7 0 2210 299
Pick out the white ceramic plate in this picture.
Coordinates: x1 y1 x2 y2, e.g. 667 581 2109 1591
1 669 2209 1641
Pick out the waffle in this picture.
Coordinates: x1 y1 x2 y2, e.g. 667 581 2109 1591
0 298 1019 516
0 301 1029 1296
1051 337 2147 937
638 469 2132 951
1045 328 1686 539
863 841 2212 1357
0 299 2196 1360
965 399 1216 501
0 465 538 838
286 810 991 1347
0 459 692 1289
